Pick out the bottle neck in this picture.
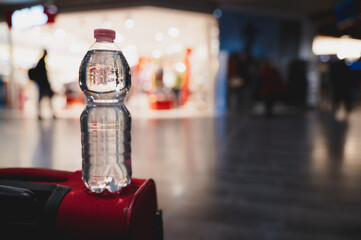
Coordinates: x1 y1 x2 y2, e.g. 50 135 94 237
96 39 114 43
89 40 118 51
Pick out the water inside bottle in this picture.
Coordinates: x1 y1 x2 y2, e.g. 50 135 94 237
81 104 131 193
79 49 130 102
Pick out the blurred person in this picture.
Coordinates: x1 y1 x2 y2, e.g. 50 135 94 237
227 23 258 112
148 68 174 110
227 51 244 109
28 49 55 119
258 60 285 116
0 75 6 107
227 52 257 111
329 59 359 119
172 71 183 107
318 61 332 111
286 59 308 108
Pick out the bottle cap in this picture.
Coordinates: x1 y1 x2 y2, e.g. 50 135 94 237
94 29 116 41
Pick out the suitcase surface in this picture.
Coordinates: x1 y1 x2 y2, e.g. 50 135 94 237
0 168 162 240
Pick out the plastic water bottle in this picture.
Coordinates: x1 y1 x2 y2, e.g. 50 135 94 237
79 29 131 193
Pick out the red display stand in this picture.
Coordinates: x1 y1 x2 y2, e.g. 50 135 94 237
149 100 173 110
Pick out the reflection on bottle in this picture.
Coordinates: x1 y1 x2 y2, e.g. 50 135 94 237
81 103 131 193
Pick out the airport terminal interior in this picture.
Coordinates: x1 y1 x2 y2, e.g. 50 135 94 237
1 0 361 239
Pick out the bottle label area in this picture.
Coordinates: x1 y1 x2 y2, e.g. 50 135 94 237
88 64 120 92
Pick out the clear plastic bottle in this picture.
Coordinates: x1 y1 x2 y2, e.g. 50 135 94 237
79 29 131 193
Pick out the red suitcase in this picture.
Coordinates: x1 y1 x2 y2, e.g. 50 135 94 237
0 168 163 240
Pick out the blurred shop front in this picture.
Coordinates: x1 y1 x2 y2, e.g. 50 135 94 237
0 6 219 118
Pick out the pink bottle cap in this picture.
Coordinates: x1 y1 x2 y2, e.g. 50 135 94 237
94 29 116 41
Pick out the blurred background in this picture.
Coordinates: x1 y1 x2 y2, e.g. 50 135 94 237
1 0 361 239
1 0 361 118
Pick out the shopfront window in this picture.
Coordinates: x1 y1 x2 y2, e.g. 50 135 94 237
1 6 219 118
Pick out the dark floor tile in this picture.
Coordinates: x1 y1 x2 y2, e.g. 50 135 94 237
2 109 361 239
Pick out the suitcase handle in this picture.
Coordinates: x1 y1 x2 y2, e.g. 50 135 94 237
0 168 72 182
0 179 70 237
0 184 40 226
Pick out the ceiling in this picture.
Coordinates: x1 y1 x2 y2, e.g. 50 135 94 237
0 0 338 16
214 0 337 16
0 0 355 38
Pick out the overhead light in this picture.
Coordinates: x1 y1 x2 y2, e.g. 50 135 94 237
46 4 58 15
312 35 361 61
337 35 361 60
213 9 222 19
165 44 182 55
175 62 186 73
320 55 330 62
152 49 162 59
168 27 179 38
11 5 48 29
124 19 135 29
154 32 164 42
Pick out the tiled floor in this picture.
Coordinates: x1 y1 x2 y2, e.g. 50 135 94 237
1 107 361 239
